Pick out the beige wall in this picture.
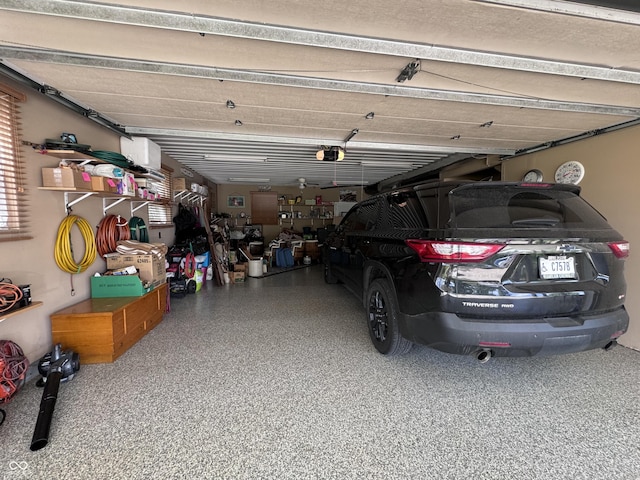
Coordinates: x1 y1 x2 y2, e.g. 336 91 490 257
501 125 640 350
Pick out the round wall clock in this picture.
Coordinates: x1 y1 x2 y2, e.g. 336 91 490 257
554 161 585 184
522 169 544 182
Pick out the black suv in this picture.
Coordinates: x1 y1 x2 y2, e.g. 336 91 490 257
324 181 629 361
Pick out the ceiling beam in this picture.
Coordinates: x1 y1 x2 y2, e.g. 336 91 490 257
472 0 640 25
2 48 639 117
2 0 640 85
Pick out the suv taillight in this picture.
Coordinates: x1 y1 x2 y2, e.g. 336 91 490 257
608 241 630 259
406 240 505 263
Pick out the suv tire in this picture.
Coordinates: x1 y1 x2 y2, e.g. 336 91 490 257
366 279 412 355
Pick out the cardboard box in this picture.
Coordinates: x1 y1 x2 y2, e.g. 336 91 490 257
105 253 166 286
230 271 245 283
91 176 119 193
90 176 118 192
91 176 107 191
42 167 92 189
173 177 187 191
91 275 153 298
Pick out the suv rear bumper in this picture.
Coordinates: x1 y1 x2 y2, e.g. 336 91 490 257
399 307 629 357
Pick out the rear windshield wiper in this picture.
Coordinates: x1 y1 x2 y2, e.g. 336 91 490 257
511 217 560 226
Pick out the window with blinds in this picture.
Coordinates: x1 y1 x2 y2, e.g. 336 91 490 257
0 84 30 242
148 165 173 226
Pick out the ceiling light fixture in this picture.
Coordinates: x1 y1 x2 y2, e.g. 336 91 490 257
234 120 243 126
226 100 235 109
360 161 417 168
365 112 375 120
332 180 370 185
396 60 421 83
205 155 268 163
228 177 270 183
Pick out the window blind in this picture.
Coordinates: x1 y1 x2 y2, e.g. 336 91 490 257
148 165 173 226
0 85 30 242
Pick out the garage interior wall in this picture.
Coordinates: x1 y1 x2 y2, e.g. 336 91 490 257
0 77 195 362
501 125 640 350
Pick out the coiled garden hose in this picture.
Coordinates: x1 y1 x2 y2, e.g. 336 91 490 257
96 215 131 257
90 150 132 169
129 216 149 243
54 215 97 274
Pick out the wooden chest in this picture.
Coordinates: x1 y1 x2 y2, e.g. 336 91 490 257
50 283 167 364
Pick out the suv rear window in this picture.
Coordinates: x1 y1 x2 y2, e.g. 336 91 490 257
447 184 611 230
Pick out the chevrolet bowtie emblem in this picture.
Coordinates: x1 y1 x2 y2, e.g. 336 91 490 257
557 244 578 252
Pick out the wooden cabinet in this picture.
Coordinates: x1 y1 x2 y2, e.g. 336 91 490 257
50 283 167 364
251 191 278 225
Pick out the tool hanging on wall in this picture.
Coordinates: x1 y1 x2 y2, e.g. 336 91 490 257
54 214 98 296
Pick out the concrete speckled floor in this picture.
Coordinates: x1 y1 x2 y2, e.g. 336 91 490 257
1 265 640 479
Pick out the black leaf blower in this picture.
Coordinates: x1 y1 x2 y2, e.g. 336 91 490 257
30 343 80 451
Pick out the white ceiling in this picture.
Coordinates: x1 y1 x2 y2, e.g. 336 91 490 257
1 0 640 190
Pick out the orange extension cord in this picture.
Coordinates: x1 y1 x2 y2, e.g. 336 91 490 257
0 282 23 314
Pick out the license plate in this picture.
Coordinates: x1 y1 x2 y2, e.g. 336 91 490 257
539 255 576 280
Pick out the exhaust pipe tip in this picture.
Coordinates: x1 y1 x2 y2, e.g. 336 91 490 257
475 349 493 363
603 340 617 351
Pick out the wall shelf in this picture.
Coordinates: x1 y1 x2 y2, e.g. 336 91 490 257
0 301 43 324
37 149 96 163
38 149 164 181
38 187 167 216
278 203 334 228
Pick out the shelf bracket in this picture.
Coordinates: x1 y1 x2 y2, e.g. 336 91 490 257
173 190 206 205
130 200 150 216
102 197 128 215
64 191 96 214
173 190 188 202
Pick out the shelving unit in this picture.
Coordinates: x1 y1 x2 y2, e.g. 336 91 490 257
38 148 174 215
37 149 163 181
278 203 334 228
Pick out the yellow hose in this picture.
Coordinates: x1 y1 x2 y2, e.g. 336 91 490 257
54 215 97 274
